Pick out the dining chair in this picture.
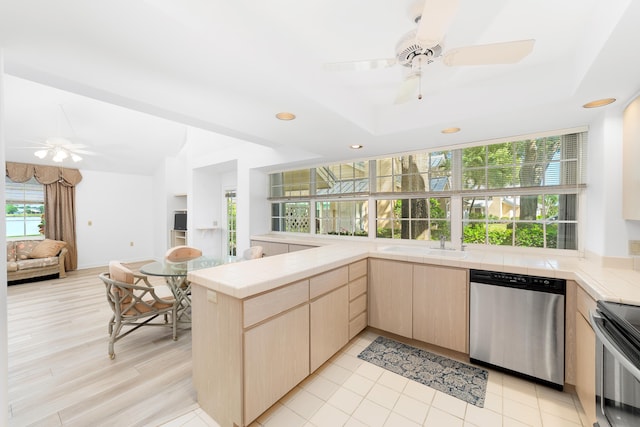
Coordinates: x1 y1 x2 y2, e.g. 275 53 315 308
243 245 264 260
165 245 202 262
164 245 202 322
99 261 177 359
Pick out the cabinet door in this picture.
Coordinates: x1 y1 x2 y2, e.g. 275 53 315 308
368 259 413 338
575 312 596 425
413 265 468 353
310 286 349 372
244 305 310 424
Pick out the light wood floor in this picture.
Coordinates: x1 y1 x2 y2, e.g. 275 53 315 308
7 262 198 427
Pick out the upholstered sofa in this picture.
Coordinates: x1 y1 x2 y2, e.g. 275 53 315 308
7 239 68 282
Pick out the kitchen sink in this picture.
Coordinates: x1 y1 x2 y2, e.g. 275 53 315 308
380 246 468 259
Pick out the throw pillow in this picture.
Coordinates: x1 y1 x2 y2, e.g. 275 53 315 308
29 239 67 259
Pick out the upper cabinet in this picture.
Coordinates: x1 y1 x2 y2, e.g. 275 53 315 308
623 95 640 220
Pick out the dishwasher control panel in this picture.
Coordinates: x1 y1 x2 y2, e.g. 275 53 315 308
470 269 566 294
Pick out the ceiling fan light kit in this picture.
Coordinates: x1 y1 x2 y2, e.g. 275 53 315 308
25 105 95 163
34 141 83 163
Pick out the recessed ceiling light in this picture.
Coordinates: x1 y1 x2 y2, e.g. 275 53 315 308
441 127 461 134
582 98 616 108
275 112 296 120
350 144 363 149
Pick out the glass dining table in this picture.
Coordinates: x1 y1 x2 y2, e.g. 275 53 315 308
140 256 234 324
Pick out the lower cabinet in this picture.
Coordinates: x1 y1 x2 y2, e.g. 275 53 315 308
412 265 469 353
368 258 413 338
575 286 597 425
244 305 310 423
310 286 349 372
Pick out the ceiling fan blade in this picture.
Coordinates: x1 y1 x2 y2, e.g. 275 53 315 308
415 0 460 48
443 39 535 66
71 149 97 156
323 58 397 72
394 74 421 104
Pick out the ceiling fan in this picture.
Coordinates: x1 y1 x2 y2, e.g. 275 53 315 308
325 0 535 104
21 105 97 163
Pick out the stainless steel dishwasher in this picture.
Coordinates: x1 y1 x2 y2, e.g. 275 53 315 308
469 269 566 389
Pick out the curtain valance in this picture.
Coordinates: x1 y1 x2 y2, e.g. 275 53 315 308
6 162 83 186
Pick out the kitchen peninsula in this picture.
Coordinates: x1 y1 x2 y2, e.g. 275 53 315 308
188 239 640 427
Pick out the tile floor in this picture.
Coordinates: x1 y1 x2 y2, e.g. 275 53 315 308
162 331 590 427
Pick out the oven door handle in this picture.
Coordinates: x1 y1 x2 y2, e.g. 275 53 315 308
590 311 640 381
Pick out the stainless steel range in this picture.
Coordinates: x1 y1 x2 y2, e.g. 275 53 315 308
591 300 640 427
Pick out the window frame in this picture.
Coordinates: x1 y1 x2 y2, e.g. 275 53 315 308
5 177 46 241
268 129 586 253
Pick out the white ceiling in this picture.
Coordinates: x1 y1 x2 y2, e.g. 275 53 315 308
2 0 640 174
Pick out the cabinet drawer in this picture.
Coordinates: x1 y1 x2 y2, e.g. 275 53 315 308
349 276 367 300
349 311 367 340
310 266 349 299
243 280 309 328
349 259 367 281
576 285 596 322
349 293 367 320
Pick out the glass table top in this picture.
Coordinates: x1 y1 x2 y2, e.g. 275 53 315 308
140 256 234 277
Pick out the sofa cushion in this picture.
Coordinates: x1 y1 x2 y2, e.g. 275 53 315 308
15 241 40 260
15 257 59 271
7 261 18 272
29 239 67 259
7 242 16 263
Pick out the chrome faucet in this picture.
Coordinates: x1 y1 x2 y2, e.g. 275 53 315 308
460 237 466 252
440 235 446 249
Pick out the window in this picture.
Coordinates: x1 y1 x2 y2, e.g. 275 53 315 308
316 162 369 195
268 130 586 251
376 198 450 240
460 134 583 249
226 190 237 256
316 200 368 236
269 170 311 198
271 202 310 233
6 177 45 239
462 194 577 249
376 151 452 193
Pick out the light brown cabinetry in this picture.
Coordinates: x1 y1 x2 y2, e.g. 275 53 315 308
412 265 469 353
310 286 349 372
348 260 368 339
244 304 310 423
574 285 597 425
623 95 640 219
192 258 367 427
368 258 413 338
309 266 349 372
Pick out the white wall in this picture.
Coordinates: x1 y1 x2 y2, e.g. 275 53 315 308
585 101 640 257
1 53 10 427
75 170 155 268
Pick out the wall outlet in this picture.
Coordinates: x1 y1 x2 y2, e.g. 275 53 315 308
630 240 640 256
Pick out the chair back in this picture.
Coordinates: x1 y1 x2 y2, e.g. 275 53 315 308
109 260 134 284
243 246 263 260
165 245 202 262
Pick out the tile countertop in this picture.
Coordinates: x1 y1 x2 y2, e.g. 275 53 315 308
188 239 640 305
